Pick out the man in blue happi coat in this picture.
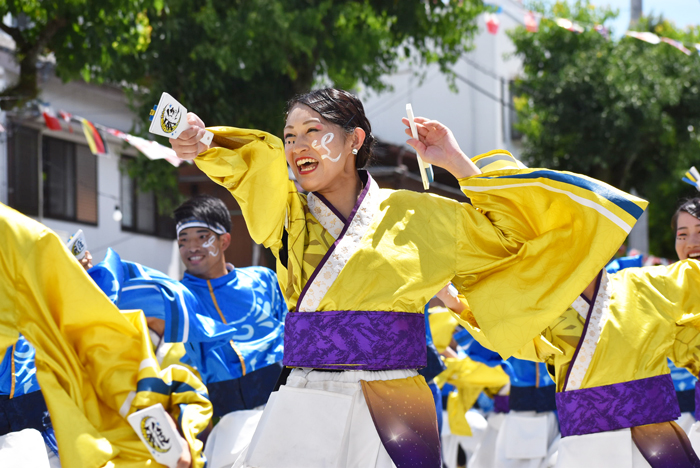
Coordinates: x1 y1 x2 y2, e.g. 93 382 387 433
173 195 287 468
88 195 287 468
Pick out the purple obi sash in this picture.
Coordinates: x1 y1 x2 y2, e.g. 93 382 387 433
695 382 700 421
283 310 427 371
493 395 510 414
556 374 680 437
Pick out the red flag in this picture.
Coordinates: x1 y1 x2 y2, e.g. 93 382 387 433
42 107 62 131
525 12 539 33
486 13 500 34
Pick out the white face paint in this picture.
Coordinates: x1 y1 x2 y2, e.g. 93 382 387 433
311 132 342 162
202 235 220 257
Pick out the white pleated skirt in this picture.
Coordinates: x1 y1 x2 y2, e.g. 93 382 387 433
468 411 559 468
204 408 264 468
233 368 416 468
556 428 652 468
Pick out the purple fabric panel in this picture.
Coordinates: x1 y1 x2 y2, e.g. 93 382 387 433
283 310 427 370
695 382 700 421
297 171 372 307
556 374 680 437
494 395 510 414
562 271 601 391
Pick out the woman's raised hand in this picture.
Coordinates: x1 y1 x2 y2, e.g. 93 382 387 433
169 113 210 160
402 117 481 179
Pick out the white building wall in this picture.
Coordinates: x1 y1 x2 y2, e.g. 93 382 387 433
0 47 182 277
362 1 525 159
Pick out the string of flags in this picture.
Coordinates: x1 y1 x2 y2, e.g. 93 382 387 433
482 4 700 56
40 104 181 167
683 166 700 192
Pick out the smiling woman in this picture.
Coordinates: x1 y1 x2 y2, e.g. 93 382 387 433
673 198 700 261
169 87 647 468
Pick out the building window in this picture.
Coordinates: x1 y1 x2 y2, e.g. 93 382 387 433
120 157 175 239
7 124 40 216
42 136 98 224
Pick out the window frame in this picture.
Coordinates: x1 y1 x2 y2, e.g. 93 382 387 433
41 134 99 226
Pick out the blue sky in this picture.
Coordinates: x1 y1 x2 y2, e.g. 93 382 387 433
583 0 698 34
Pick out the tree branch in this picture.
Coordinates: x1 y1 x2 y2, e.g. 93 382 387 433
26 17 67 58
0 22 27 50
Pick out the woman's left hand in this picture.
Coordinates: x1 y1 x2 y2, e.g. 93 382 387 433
402 117 481 179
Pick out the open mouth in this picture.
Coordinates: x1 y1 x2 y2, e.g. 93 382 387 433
188 255 205 263
689 252 700 259
295 157 318 174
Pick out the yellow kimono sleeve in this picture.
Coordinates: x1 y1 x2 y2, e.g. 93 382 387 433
447 295 562 363
454 150 648 357
195 127 291 250
3 205 210 467
437 357 509 436
121 311 211 468
618 260 700 375
427 306 459 353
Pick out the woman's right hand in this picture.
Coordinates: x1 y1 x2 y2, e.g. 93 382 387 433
169 113 210 160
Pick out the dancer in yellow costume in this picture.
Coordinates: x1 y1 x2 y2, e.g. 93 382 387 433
428 304 509 468
452 198 700 465
0 203 212 468
672 198 700 452
170 88 645 468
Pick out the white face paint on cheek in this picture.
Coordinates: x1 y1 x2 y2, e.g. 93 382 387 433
202 235 220 257
312 133 342 163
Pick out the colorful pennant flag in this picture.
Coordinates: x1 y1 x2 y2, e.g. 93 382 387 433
41 107 62 131
485 13 500 34
81 118 106 155
555 18 584 34
525 11 539 33
105 128 181 167
682 166 700 192
661 37 691 56
625 31 661 45
58 110 74 133
594 24 609 40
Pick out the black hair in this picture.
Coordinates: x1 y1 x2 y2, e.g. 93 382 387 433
173 195 231 233
671 197 700 232
286 88 375 169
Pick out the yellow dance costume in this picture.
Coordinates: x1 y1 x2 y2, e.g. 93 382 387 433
190 126 646 467
0 204 211 468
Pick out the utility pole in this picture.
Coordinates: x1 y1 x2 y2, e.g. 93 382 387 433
630 0 642 26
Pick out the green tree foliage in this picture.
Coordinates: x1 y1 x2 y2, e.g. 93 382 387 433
119 0 485 133
509 1 700 257
114 0 485 205
0 0 156 108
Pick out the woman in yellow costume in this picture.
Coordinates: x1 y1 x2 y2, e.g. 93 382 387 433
672 198 700 453
453 190 700 466
170 87 645 468
0 204 212 468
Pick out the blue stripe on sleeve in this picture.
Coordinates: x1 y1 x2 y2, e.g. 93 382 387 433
492 170 644 219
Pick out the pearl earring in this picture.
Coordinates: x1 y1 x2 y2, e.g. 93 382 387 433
352 149 358 155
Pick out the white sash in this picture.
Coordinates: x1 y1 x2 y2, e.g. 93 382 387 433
299 174 380 312
564 271 612 391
